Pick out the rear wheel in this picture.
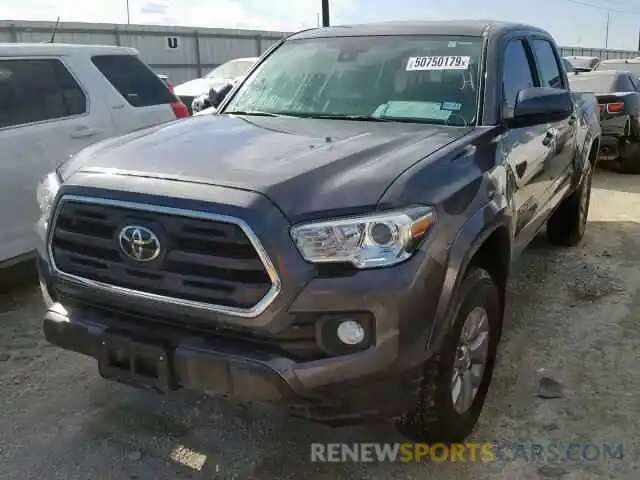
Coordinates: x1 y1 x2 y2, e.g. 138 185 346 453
601 140 640 174
395 267 500 443
547 157 593 246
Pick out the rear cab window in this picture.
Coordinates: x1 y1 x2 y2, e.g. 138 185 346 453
91 54 176 107
0 58 86 128
223 35 485 126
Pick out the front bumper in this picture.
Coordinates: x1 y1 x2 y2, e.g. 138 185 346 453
37 175 447 424
41 289 429 424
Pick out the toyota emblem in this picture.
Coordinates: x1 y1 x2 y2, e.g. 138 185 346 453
118 225 161 262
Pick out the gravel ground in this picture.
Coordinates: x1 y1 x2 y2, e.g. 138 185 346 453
0 170 639 479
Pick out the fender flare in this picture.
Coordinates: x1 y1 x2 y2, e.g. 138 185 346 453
425 200 511 354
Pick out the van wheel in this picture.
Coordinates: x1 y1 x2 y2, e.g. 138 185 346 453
395 267 500 443
547 157 593 246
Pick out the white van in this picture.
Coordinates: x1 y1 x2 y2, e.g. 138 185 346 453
0 43 190 268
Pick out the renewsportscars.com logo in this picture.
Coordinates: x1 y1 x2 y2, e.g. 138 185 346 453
310 442 624 463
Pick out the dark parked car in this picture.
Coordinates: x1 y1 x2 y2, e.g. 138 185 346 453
564 55 600 72
35 20 601 442
569 70 640 173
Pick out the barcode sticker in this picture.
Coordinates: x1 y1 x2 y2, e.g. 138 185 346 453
406 56 471 71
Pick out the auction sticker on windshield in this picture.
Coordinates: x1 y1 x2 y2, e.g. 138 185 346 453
406 56 471 71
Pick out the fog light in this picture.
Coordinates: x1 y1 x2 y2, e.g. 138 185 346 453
336 320 365 345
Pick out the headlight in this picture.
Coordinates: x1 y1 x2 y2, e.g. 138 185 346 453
290 206 435 269
36 171 61 221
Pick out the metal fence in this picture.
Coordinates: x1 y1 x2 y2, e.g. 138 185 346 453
559 46 639 60
1 20 639 84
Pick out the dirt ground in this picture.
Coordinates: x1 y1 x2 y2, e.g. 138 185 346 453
0 170 639 480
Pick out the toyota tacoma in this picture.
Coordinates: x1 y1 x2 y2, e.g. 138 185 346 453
36 20 600 442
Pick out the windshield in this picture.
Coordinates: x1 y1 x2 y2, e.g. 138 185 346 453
223 35 484 126
568 73 617 92
205 59 255 79
595 62 640 75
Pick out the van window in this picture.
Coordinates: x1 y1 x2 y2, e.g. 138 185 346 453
0 58 86 128
92 54 176 107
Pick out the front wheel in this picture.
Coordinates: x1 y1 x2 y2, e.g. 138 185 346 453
547 158 593 246
395 267 501 443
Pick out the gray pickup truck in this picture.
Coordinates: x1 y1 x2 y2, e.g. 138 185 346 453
35 20 600 442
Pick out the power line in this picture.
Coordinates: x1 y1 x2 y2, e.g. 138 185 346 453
560 0 640 15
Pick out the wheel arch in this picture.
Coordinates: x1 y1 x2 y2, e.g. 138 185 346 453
426 205 512 354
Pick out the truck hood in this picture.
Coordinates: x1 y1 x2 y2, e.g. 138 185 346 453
61 115 471 220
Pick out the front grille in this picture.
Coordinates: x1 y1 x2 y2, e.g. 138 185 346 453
49 196 277 313
55 290 325 361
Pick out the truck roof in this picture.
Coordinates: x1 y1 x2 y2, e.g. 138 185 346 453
0 42 139 57
290 20 549 40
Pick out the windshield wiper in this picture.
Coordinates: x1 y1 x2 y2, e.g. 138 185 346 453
276 112 391 121
271 112 455 124
224 110 281 117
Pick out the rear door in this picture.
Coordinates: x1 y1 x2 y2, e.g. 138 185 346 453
0 56 113 264
528 37 577 209
90 54 180 134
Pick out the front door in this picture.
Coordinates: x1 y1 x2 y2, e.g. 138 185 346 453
500 38 555 254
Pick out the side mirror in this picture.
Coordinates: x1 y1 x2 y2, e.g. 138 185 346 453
209 83 233 108
504 87 573 128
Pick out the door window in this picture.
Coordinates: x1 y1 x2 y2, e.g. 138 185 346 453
92 54 176 107
502 40 536 117
0 58 86 129
531 39 564 89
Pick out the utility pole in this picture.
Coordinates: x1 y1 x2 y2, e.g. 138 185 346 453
604 10 610 48
321 0 330 27
126 0 131 24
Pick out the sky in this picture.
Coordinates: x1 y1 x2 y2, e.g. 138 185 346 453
1 0 640 51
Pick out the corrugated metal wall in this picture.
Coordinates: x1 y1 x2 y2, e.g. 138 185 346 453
1 20 638 84
0 20 287 84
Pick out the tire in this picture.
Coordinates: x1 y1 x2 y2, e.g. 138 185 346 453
600 140 640 174
395 267 501 443
546 157 593 246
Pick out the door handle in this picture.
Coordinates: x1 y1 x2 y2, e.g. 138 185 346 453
70 126 99 139
542 129 556 147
